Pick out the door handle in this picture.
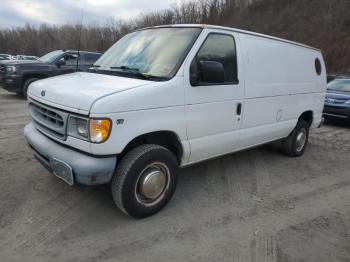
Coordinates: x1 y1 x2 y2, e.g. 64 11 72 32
236 103 242 115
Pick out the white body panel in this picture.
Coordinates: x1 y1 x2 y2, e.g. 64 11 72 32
182 29 244 163
28 72 153 114
27 25 327 166
236 33 326 150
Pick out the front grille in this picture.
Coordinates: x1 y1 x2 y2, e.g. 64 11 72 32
31 103 64 127
29 100 69 140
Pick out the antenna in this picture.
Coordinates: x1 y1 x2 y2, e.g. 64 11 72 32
76 10 84 71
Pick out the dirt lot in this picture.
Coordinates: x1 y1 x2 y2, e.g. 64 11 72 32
0 88 350 262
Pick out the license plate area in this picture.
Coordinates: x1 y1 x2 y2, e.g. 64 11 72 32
50 158 74 185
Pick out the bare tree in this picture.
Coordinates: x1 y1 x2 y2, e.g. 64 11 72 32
0 0 349 73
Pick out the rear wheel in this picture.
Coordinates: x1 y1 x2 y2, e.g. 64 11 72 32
281 120 310 157
22 78 39 98
111 144 178 218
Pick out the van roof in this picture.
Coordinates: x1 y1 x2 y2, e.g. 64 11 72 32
138 24 320 52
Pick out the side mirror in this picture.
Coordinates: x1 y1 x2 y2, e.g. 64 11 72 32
190 72 199 86
190 60 199 86
56 59 66 67
198 60 225 84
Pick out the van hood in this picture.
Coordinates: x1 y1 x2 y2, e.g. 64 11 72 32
28 72 154 114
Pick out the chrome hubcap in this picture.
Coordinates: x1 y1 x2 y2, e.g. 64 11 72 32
136 162 170 206
295 128 307 152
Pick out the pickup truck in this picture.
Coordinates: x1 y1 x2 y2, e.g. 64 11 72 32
24 25 326 218
0 50 101 97
15 55 39 61
0 54 11 61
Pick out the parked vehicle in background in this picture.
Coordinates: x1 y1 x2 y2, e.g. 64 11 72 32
327 74 349 83
327 74 336 83
25 56 39 60
15 55 39 61
14 55 25 60
24 25 326 218
323 77 350 120
0 50 101 97
0 54 11 61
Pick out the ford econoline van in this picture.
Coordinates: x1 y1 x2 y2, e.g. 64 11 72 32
24 25 327 218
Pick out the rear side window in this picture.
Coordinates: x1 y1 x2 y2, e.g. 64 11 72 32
315 58 322 75
190 33 238 85
84 53 101 65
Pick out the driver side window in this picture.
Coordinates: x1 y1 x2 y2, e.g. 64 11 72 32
62 54 78 66
190 33 237 85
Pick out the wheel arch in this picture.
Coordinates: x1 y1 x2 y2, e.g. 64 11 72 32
119 130 184 164
298 110 314 126
22 74 47 86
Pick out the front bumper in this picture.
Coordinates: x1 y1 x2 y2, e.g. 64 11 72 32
323 105 350 119
0 74 22 93
24 123 117 185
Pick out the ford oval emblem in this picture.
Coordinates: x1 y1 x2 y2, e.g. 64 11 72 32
41 90 46 97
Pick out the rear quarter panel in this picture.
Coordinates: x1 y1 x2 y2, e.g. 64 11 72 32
237 33 326 148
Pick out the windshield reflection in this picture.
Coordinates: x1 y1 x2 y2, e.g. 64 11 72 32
94 27 202 80
327 79 350 93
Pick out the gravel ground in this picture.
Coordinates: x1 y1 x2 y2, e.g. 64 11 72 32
0 88 350 262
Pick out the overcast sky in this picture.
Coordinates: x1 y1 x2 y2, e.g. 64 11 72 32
0 0 188 29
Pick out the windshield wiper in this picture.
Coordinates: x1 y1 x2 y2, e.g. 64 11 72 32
110 66 150 79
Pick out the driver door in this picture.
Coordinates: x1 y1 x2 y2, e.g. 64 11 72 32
184 29 244 164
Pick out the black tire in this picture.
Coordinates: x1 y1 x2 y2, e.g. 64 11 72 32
22 78 39 98
111 144 179 218
281 120 310 157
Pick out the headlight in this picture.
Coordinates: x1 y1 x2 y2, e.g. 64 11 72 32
90 119 111 143
6 65 16 73
67 116 111 143
67 116 89 140
345 100 350 104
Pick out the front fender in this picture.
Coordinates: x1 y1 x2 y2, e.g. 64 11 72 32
90 106 188 157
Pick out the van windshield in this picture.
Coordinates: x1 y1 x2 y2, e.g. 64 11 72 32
93 27 202 80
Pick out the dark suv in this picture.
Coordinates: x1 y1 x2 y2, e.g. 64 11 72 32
323 78 350 120
0 50 101 97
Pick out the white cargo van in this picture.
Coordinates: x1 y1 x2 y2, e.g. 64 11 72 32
24 25 327 218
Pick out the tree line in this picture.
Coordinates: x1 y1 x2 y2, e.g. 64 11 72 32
0 0 349 74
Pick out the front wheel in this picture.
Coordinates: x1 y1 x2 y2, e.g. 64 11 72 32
111 144 179 218
281 120 310 157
